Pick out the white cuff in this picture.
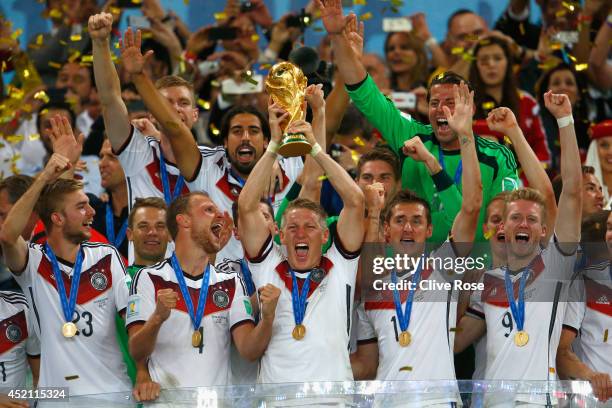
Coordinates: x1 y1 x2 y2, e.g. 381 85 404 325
557 115 574 128
424 37 438 48
310 143 322 157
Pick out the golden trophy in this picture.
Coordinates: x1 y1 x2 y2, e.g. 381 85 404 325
265 61 310 157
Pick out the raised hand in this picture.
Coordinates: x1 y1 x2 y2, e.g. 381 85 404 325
258 284 281 320
40 154 72 183
88 12 113 42
153 289 178 322
344 12 364 58
286 120 316 146
120 28 154 76
186 26 214 56
364 182 385 213
315 0 348 35
132 117 161 140
410 13 432 42
443 81 474 139
265 161 285 199
48 115 84 165
305 84 325 112
268 99 290 144
543 90 572 119
486 107 519 133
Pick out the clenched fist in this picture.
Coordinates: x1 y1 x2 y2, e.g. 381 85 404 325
258 284 281 321
154 289 178 322
364 182 385 212
88 13 114 42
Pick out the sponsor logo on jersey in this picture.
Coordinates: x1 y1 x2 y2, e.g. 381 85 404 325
127 298 140 319
213 290 230 308
91 272 108 291
5 324 22 343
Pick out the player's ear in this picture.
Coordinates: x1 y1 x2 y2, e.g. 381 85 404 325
126 227 134 242
176 213 190 230
51 212 64 227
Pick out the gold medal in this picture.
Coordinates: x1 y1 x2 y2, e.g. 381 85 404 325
398 330 411 347
192 330 202 348
62 322 77 338
292 324 306 340
514 330 529 347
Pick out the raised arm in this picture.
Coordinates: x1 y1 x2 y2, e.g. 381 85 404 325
0 154 71 273
316 0 367 85
90 13 131 152
298 85 327 203
445 83 482 247
237 102 288 258
588 16 612 90
286 120 365 252
544 92 582 245
487 107 556 240
120 28 201 180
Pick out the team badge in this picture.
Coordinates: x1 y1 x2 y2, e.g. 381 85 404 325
6 324 22 343
213 290 230 308
127 298 140 319
230 187 240 197
91 272 108 291
310 268 325 284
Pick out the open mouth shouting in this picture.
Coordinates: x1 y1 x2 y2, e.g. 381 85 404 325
211 222 223 240
436 118 450 134
236 145 255 164
295 242 309 262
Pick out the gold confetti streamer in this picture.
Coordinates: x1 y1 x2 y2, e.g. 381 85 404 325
59 40 67 46
483 230 494 240
214 12 227 21
353 0 366 4
6 135 24 144
29 134 40 141
68 51 81 63
210 80 220 88
197 99 211 110
360 12 373 21
36 34 44 46
353 136 365 146
184 0 189 3
390 0 404 6
10 29 22 40
519 23 525 36
449 327 463 332
241 72 258 86
210 124 220 136
451 47 464 55
575 63 588 71
141 32 153 39
317 175 328 181
80 55 93 63
70 34 82 42
567 54 577 62
1 61 6 73
504 135 512 145
251 34 260 42
482 102 495 110
48 9 63 19
399 366 413 372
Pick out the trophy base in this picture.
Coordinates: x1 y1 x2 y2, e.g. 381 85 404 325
278 133 312 157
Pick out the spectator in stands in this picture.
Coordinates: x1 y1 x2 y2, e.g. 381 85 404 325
552 166 605 219
585 120 612 208
384 31 428 92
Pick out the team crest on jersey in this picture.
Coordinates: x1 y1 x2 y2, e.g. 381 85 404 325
309 268 325 284
213 290 230 308
5 324 22 343
91 272 108 291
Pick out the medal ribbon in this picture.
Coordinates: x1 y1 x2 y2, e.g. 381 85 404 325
289 268 311 327
390 256 424 333
159 150 185 205
45 243 84 324
105 203 128 248
239 258 256 297
503 267 530 332
438 148 463 186
170 253 211 331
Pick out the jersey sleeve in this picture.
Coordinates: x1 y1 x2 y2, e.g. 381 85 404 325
185 145 227 189
346 75 432 153
12 244 41 290
126 269 156 328
356 303 376 343
563 278 585 332
228 275 255 330
110 248 129 314
115 126 154 178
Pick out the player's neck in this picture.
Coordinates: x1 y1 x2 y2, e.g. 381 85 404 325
491 252 506 269
133 254 163 267
109 184 128 216
486 85 503 104
160 134 176 164
47 234 81 264
440 138 460 150
230 164 250 181
506 251 537 272
174 241 210 276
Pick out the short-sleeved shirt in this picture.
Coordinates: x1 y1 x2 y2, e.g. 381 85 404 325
247 235 359 383
13 242 131 396
126 259 254 387
188 146 303 263
347 75 519 243
0 291 40 388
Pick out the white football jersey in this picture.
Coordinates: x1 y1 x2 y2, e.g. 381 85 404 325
13 242 131 396
356 244 460 407
126 259 254 388
188 146 303 262
0 291 40 388
247 236 359 383
467 236 575 405
564 261 611 376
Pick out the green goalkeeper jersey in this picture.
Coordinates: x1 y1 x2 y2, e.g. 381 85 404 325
347 75 519 243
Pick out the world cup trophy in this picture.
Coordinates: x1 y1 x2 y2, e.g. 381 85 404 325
265 61 310 157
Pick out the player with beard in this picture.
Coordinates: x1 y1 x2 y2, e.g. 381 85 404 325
115 19 303 264
317 0 518 244
238 90 365 383
456 91 582 406
556 210 612 403
0 151 132 395
126 192 280 387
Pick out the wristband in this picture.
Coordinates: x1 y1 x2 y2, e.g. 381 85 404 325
310 143 322 157
557 115 574 128
424 37 438 48
266 140 279 154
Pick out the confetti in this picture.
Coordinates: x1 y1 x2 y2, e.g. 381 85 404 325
1 61 6 73
241 72 259 86
10 29 22 40
109 6 121 15
390 0 404 5
214 12 227 21
313 27 324 32
482 102 495 110
48 9 63 19
399 366 412 372
353 136 365 147
114 41 121 49
29 134 40 141
317 175 328 181
68 51 81 63
36 34 44 46
567 53 577 62
575 63 588 71
503 135 513 145
360 12 373 21
81 55 93 63
210 80 220 88
210 124 220 136
353 0 366 4
6 135 24 144
519 23 525 36
483 230 494 240
449 327 463 332
59 40 67 46
555 9 567 17
184 0 189 3
604 329 608 343
251 34 260 42
70 34 82 42
141 32 153 40
451 47 464 55
197 99 211 110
